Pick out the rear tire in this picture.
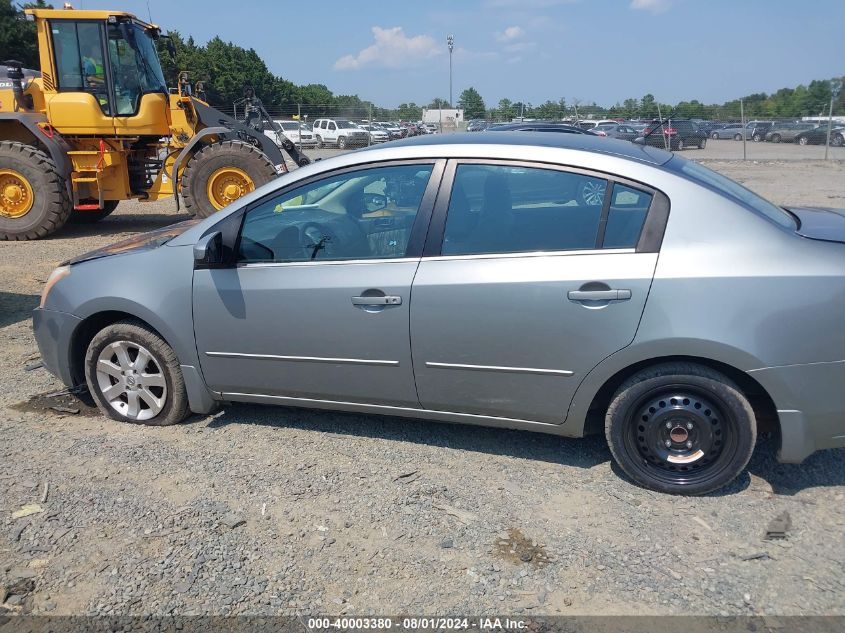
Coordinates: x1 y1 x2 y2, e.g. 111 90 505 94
85 319 189 426
733 133 742 141
676 139 685 151
832 133 844 147
0 141 71 240
181 140 277 219
338 136 347 149
316 136 324 149
771 133 781 143
710 132 719 139
698 138 707 149
605 363 756 495
68 200 119 224
752 133 762 142
797 135 809 146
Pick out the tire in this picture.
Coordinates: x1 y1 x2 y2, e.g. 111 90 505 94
337 136 347 149
85 319 189 426
316 135 324 149
605 363 756 495
733 133 742 141
797 135 810 146
68 200 119 224
676 139 685 151
181 140 277 219
771 134 781 143
752 133 762 142
710 132 719 139
698 137 707 149
0 141 71 240
832 133 845 147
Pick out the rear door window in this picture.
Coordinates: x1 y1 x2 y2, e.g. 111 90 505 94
441 164 612 255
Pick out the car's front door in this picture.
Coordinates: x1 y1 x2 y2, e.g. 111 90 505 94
193 161 443 407
410 161 666 424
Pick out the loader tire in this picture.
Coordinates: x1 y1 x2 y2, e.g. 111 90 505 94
68 200 120 224
0 141 71 240
181 140 277 219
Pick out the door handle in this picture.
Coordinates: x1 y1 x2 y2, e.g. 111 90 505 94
351 295 402 306
568 289 632 301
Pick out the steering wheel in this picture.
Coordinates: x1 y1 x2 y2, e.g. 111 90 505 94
301 223 340 260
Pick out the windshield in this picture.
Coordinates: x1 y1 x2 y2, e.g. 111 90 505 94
280 122 300 130
108 22 167 115
666 156 796 229
336 120 358 129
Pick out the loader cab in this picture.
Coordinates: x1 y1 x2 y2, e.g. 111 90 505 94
28 8 170 136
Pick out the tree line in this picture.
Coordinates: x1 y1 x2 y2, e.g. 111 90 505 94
2 1 842 122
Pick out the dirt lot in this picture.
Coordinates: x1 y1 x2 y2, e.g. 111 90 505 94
1 159 844 617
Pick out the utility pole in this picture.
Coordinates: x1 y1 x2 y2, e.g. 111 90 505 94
447 34 454 113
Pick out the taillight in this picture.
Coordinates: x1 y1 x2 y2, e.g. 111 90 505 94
664 127 677 135
644 127 652 135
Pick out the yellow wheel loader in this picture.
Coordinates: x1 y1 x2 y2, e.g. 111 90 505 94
0 6 309 240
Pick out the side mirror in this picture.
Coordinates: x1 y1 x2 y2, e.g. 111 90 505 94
194 231 223 268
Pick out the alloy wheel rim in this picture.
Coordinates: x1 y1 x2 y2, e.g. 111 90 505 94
206 167 255 210
624 385 737 487
96 340 167 421
581 180 606 206
0 169 35 219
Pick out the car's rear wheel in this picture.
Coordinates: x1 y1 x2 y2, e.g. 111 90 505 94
832 133 844 147
698 138 706 149
771 133 781 143
797 135 809 146
752 133 763 142
676 139 685 151
316 136 324 149
85 320 189 426
710 132 719 139
733 133 742 141
605 363 756 495
338 136 347 149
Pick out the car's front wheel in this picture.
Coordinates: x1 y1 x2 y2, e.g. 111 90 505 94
338 136 347 149
710 132 720 139
734 133 742 141
85 320 189 426
832 133 844 147
797 135 809 146
605 363 756 495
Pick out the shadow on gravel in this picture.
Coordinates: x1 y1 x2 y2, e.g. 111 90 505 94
206 404 845 494
50 212 192 240
0 291 39 328
206 403 610 469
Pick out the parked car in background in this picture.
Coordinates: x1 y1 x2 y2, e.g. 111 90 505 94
358 124 390 144
486 122 589 134
312 118 370 149
35 133 845 495
264 120 317 148
749 121 774 142
467 120 489 132
765 121 819 143
793 125 845 146
424 123 439 134
592 122 639 141
635 119 707 150
378 122 404 140
709 123 742 139
697 121 727 136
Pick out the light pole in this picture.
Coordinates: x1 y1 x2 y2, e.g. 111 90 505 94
447 34 454 110
825 79 842 160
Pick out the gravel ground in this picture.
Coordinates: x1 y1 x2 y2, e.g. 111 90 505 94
1 159 844 617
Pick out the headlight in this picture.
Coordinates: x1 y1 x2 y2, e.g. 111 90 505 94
40 265 70 308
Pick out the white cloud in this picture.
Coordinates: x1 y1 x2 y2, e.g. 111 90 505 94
496 25 525 42
630 0 673 14
334 27 442 70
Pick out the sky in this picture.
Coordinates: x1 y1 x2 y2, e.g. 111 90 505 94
76 0 844 108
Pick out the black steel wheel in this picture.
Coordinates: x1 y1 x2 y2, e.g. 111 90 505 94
605 363 756 495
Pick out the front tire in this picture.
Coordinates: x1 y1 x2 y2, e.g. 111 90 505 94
0 141 71 240
832 133 844 147
797 135 809 146
85 320 189 426
68 200 119 224
771 133 781 143
181 140 277 219
605 363 756 495
316 136 324 149
710 132 719 139
734 133 742 141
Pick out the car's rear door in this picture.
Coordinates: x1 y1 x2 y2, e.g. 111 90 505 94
410 160 667 424
192 160 444 407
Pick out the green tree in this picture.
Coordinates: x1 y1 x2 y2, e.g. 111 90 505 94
428 97 451 109
0 1 51 69
458 87 486 119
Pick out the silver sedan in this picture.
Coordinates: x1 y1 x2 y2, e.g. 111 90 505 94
33 133 845 495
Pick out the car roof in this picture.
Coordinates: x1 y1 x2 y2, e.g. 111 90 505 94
488 122 584 131
363 131 673 165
